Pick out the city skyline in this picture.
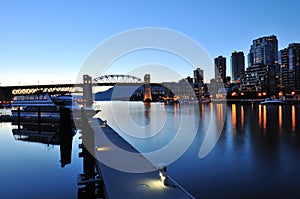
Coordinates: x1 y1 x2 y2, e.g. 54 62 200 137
1 1 300 85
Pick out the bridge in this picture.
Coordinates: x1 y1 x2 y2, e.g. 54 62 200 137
0 75 145 104
93 74 143 84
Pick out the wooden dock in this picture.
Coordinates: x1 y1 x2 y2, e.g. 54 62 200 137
84 117 195 199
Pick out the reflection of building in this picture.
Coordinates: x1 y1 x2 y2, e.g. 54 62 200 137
214 56 226 83
231 51 245 82
245 35 280 93
143 74 152 102
279 43 300 92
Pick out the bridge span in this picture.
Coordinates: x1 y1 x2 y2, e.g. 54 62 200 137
0 75 145 104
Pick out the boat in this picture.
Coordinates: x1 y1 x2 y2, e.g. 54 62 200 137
260 98 286 105
11 93 81 122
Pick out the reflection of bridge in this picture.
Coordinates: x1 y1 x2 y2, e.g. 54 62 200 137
0 75 145 103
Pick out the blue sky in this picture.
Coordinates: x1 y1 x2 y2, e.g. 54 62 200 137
0 0 299 85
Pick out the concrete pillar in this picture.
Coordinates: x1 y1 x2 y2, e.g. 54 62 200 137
143 74 152 102
83 75 93 107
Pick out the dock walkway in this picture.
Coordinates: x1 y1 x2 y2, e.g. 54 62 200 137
87 118 195 199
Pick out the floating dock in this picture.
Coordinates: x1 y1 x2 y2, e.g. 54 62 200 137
81 117 195 199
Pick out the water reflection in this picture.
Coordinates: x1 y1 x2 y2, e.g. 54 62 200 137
231 104 236 134
144 102 151 125
241 105 244 128
11 122 75 167
279 105 282 129
292 105 296 131
198 102 226 159
263 105 267 131
231 104 245 135
258 104 268 133
0 108 83 199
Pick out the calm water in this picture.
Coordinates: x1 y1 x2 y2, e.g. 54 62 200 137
96 101 300 199
0 113 82 199
1 102 300 199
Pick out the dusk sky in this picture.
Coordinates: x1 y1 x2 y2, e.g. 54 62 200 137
1 0 299 85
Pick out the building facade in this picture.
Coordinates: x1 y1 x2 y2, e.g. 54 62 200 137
231 51 245 82
214 56 226 83
279 43 300 92
193 68 204 83
245 35 280 93
248 35 278 66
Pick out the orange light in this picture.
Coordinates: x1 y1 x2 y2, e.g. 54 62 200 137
291 91 295 95
231 92 237 97
278 92 283 96
292 105 296 130
258 93 262 97
231 104 236 133
262 92 267 96
279 106 282 129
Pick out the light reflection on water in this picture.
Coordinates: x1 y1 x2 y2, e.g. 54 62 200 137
1 102 300 199
95 101 300 199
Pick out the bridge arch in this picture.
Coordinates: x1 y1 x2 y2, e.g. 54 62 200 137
93 75 143 84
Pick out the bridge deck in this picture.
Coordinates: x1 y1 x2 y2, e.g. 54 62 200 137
88 118 195 199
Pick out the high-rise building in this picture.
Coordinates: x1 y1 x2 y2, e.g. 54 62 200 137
248 35 278 66
231 51 245 82
279 47 292 91
193 68 204 83
214 56 226 82
279 43 300 92
245 35 279 93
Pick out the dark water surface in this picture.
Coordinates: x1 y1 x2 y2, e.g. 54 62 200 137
97 102 300 199
1 102 300 199
0 116 82 199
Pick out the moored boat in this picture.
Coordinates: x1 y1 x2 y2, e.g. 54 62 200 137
260 98 286 105
11 93 80 122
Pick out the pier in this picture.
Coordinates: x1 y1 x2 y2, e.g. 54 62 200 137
78 111 195 199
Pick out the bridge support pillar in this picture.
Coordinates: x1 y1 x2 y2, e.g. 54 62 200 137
143 74 152 102
83 75 93 107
